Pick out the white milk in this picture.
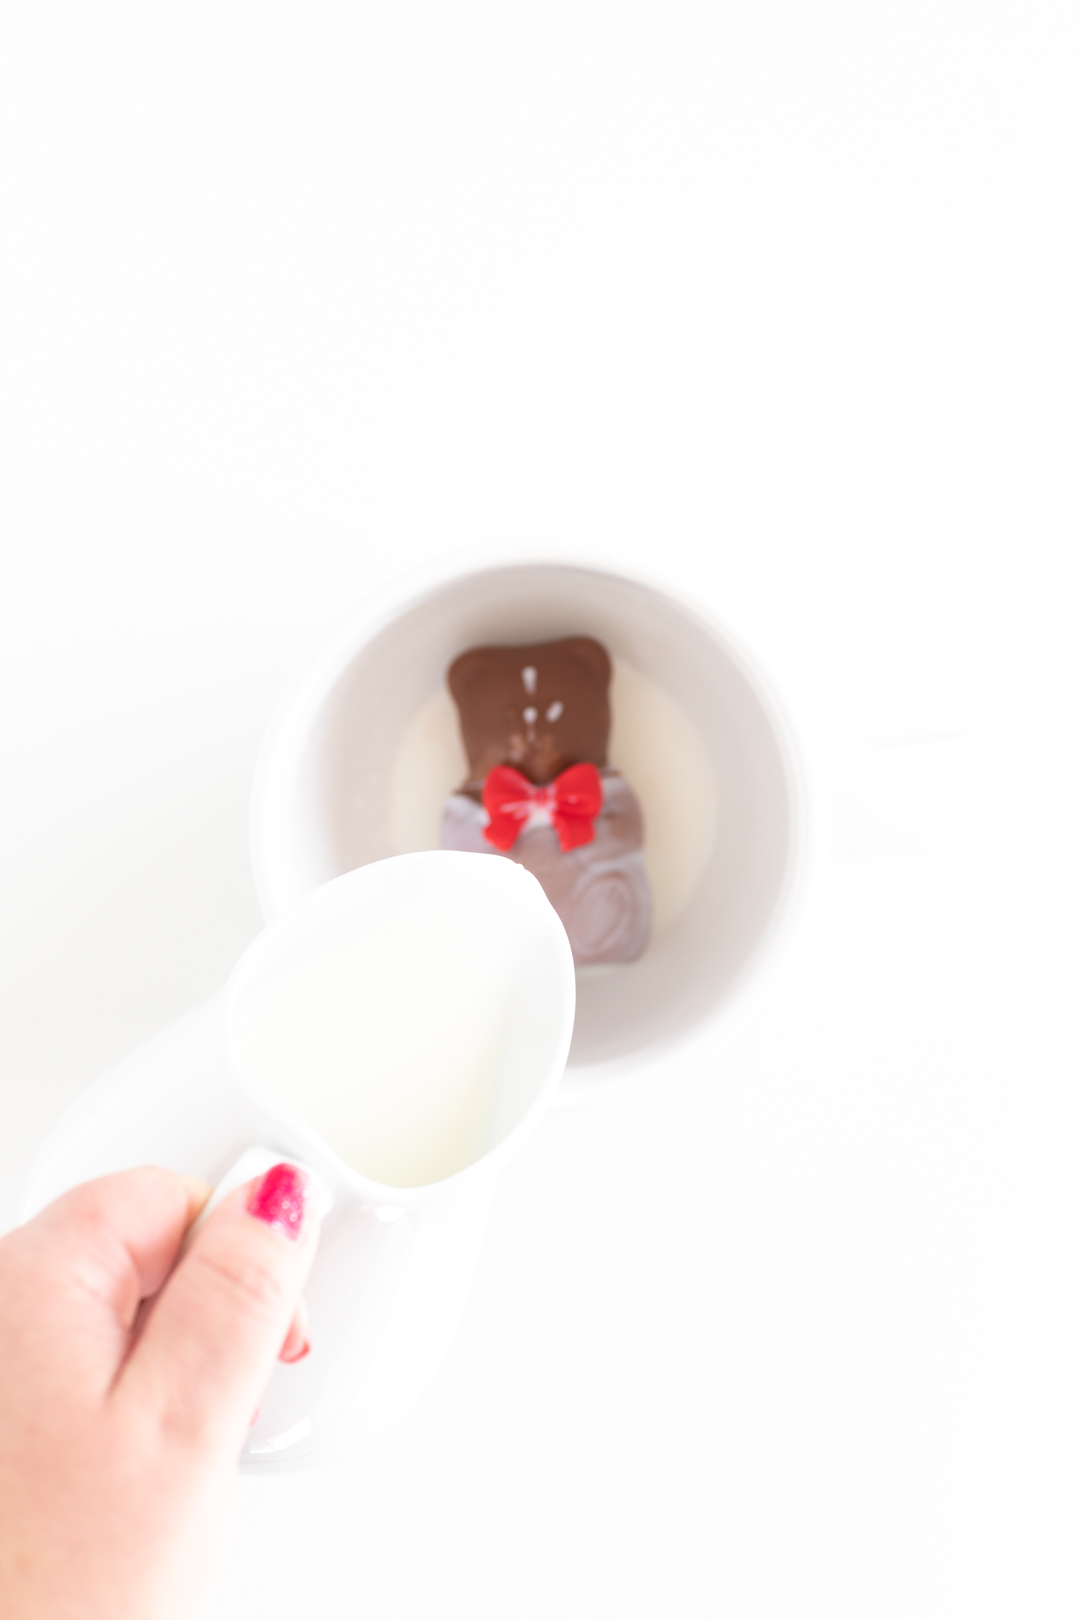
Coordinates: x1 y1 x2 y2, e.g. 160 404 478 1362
231 909 514 1188
387 657 717 936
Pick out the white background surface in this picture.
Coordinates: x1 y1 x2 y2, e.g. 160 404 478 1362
1 3 1077 1615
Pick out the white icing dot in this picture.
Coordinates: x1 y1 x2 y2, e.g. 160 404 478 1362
521 666 538 694
546 700 564 722
523 706 538 724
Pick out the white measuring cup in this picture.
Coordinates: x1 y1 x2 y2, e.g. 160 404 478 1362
22 851 576 1470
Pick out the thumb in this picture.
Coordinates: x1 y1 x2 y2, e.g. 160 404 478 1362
116 1163 319 1458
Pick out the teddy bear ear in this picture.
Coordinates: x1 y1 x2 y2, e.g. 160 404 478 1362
446 647 496 704
561 636 612 688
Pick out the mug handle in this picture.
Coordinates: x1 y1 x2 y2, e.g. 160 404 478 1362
825 730 1003 856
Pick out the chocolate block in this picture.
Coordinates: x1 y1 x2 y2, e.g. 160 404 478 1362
442 637 652 966
442 772 651 965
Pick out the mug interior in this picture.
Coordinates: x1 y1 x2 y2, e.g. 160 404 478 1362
256 564 803 1079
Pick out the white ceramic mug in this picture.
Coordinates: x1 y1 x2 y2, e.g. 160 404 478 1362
251 554 823 1099
22 851 576 1470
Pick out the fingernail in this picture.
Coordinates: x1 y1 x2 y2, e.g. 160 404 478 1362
246 1163 309 1242
250 1405 261 1426
280 1340 311 1365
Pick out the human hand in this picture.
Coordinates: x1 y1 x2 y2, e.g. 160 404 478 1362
0 1164 319 1620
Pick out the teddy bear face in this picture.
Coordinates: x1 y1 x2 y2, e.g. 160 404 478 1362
447 636 612 785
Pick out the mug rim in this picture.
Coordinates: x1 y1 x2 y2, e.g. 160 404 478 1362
249 548 825 1091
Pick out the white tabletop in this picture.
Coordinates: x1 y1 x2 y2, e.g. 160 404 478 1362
1 6 1076 1615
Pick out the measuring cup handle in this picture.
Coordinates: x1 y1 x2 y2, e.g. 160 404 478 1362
181 1145 334 1253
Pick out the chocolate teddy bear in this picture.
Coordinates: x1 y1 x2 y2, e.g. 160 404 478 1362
440 636 652 966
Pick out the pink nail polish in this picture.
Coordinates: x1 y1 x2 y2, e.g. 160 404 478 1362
281 1340 311 1365
247 1163 308 1242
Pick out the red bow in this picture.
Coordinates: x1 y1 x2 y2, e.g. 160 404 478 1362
481 762 603 852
